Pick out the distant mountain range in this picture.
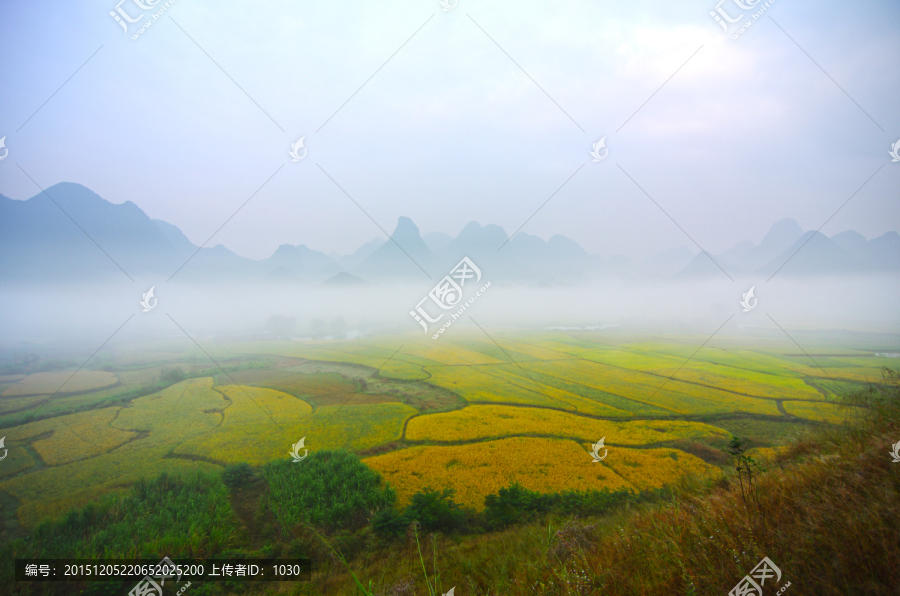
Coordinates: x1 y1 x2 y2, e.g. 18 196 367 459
1 183 898 285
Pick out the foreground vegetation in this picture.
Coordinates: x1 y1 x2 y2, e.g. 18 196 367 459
2 368 898 594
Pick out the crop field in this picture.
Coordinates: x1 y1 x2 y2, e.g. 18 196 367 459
174 400 415 464
405 405 730 445
1 370 117 397
0 330 887 534
364 437 721 509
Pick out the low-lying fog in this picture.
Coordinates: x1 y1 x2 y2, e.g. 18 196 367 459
2 274 898 359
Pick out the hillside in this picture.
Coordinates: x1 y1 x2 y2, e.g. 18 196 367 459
3 363 897 595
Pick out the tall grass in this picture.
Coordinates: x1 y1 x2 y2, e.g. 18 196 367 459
260 449 396 536
1 471 238 594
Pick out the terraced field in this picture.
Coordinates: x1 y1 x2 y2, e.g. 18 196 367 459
2 370 117 397
0 330 885 534
365 437 721 509
405 405 729 445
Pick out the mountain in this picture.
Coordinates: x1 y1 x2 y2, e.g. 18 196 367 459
833 230 900 271
260 244 336 282
756 231 860 277
337 238 384 270
0 183 184 281
673 218 899 279
737 218 805 271
323 272 369 286
152 219 197 257
1 184 896 285
352 217 439 281
423 232 453 254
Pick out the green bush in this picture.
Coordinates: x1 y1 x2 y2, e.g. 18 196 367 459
404 487 472 534
222 462 258 488
483 482 665 530
160 366 187 385
483 482 554 528
261 449 396 535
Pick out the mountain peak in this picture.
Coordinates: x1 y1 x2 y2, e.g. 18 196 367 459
392 216 421 242
762 218 803 246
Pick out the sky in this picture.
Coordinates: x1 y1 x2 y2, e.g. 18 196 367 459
0 0 898 261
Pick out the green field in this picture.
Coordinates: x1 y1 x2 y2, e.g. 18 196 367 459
0 330 886 538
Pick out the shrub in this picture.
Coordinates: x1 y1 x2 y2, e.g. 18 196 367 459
222 462 258 488
261 449 396 534
404 487 472 534
483 482 554 529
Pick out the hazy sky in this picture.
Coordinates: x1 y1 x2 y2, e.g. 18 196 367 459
1 0 898 261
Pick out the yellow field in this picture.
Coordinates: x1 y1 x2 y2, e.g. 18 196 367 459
30 408 138 466
522 359 783 416
423 365 632 416
599 446 722 490
110 377 226 449
2 370 118 396
366 437 635 509
0 394 44 415
406 405 729 444
174 400 415 465
3 331 882 531
781 400 857 424
0 443 36 479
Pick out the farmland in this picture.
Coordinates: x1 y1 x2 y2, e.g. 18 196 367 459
0 329 884 538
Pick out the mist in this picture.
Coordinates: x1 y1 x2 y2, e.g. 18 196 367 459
2 273 897 363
